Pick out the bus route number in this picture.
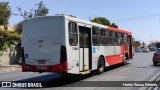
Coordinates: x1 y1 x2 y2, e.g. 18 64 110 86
37 66 47 70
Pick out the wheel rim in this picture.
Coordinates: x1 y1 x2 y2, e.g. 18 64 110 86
99 60 104 72
124 57 127 64
100 67 104 72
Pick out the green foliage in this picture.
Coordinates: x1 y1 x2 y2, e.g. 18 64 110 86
15 21 23 34
91 17 110 26
14 1 49 20
110 23 118 28
35 1 49 17
91 17 118 28
134 41 141 48
14 1 49 34
0 30 21 51
0 2 11 30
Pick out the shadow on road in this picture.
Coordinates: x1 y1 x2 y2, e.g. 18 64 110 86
0 63 130 88
150 63 160 67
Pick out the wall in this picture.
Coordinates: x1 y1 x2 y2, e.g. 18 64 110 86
0 44 21 66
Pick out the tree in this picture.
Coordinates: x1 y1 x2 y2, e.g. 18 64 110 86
0 30 21 51
0 2 11 30
35 1 49 17
134 41 141 48
14 1 49 34
91 17 118 28
91 17 110 26
110 23 118 28
142 42 146 47
15 21 23 34
14 1 49 20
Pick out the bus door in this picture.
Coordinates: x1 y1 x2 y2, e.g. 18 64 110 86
79 25 92 71
128 35 133 59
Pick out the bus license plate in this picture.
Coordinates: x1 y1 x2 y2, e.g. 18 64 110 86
38 60 46 64
36 66 47 70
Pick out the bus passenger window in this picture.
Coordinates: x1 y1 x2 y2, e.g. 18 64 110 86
123 33 128 50
68 22 78 46
92 27 101 46
101 29 105 36
103 30 110 46
101 29 105 46
117 32 122 46
110 31 116 45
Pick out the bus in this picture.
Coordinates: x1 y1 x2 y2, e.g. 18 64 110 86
21 15 133 74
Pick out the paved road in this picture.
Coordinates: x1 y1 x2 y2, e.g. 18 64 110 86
1 52 160 90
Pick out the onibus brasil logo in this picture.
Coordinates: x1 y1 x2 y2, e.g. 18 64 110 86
1 82 42 88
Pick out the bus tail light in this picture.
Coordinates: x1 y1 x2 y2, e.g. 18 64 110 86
60 45 67 63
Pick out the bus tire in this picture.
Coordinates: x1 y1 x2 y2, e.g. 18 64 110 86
123 56 127 65
154 62 157 66
97 57 105 74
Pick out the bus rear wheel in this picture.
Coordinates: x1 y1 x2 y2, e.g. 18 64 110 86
97 57 105 74
154 62 157 66
123 56 127 65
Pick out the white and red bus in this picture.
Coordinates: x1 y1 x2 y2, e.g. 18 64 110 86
22 15 133 74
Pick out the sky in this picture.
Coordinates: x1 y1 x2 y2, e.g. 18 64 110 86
1 0 160 44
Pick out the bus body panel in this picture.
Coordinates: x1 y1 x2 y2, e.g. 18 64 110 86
66 45 80 74
22 16 67 72
65 18 80 74
104 46 122 65
22 16 133 74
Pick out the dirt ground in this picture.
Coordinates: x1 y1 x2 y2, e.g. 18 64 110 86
0 65 21 73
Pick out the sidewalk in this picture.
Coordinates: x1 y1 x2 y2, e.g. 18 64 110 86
0 65 21 73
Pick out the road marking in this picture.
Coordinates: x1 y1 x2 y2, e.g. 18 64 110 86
119 66 132 72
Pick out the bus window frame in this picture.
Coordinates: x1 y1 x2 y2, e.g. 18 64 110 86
68 21 78 46
92 26 101 46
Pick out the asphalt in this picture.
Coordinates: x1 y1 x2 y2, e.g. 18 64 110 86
0 52 160 90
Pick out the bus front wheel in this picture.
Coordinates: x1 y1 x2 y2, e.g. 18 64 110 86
97 57 105 74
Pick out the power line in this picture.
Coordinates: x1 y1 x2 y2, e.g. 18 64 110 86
114 13 160 23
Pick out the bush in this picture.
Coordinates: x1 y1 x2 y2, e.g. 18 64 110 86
15 21 23 34
0 30 21 51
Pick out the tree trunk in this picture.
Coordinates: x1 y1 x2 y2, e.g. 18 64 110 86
4 25 8 31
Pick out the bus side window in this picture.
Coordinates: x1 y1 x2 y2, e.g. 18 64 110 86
68 22 78 46
110 31 116 45
121 33 124 45
92 26 101 46
101 28 105 46
127 35 130 44
104 29 110 46
117 32 122 46
115 32 118 46
123 33 128 49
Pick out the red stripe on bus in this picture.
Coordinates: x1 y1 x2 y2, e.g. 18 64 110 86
22 62 68 73
105 54 124 66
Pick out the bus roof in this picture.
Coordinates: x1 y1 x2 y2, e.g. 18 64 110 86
65 15 108 28
107 26 132 35
24 15 132 35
